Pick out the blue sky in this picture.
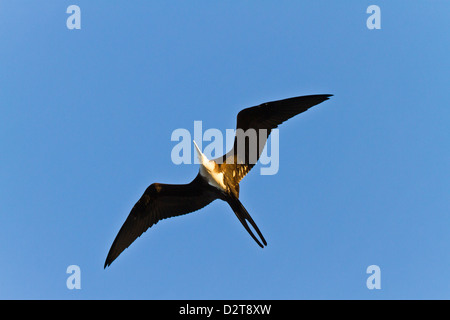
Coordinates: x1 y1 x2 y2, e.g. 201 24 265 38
0 1 449 299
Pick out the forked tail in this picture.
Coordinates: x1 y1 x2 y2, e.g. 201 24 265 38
225 194 267 248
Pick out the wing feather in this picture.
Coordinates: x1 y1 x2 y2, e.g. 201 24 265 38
215 94 333 184
104 174 217 267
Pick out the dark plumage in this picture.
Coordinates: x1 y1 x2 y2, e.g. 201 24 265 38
104 94 332 268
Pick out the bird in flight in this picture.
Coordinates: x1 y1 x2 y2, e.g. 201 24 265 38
104 94 332 268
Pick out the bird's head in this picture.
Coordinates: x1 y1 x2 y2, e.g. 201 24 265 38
193 140 215 173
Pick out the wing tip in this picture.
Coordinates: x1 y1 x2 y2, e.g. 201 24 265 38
315 93 333 100
104 254 114 269
309 93 333 106
104 244 122 269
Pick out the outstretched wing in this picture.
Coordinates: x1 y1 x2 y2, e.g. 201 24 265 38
104 174 218 268
215 94 333 187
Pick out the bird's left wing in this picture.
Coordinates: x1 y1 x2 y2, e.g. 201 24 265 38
215 94 333 186
104 174 217 268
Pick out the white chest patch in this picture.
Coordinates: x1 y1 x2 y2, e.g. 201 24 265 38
200 166 227 191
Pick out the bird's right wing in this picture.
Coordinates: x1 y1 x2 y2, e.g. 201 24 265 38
104 174 217 268
216 94 333 185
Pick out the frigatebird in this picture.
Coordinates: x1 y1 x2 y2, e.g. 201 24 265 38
104 94 332 268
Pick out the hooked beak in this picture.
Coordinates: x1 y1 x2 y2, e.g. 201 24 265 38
193 140 203 162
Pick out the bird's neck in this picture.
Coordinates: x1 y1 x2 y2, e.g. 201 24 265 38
199 160 227 192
